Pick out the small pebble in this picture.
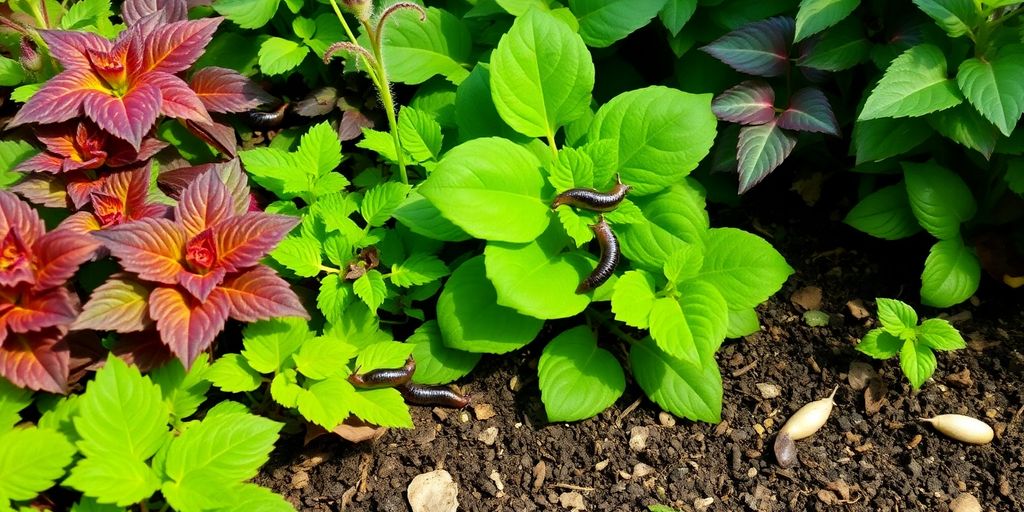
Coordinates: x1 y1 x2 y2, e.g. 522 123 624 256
632 463 654 479
629 426 649 452
658 412 676 427
408 470 459 512
594 459 610 471
746 467 757 478
950 493 981 512
473 403 496 421
694 497 714 510
477 427 498 446
559 491 586 511
756 383 781 399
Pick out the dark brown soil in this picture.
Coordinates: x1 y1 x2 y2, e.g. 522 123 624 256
256 178 1024 512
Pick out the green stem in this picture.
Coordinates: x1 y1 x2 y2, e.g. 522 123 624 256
320 264 341 274
545 131 559 160
363 19 408 185
590 310 642 346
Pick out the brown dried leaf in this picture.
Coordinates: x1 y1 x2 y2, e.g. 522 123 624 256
790 286 822 310
864 378 888 416
848 362 878 391
846 299 870 319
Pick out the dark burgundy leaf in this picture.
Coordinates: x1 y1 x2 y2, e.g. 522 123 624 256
778 88 840 136
737 120 797 194
701 17 795 77
712 80 776 125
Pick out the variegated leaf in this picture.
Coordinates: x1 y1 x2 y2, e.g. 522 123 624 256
219 265 309 322
72 276 153 333
149 286 230 368
701 17 795 77
214 213 299 273
711 80 776 125
777 87 840 135
190 67 273 113
0 328 70 393
92 218 188 285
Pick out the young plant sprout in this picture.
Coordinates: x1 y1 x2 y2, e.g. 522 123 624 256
774 385 838 468
921 415 994 445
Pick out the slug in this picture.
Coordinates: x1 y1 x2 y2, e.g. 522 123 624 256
774 385 838 468
348 356 416 389
246 102 289 129
576 216 620 294
921 415 994 445
398 383 470 409
551 174 631 212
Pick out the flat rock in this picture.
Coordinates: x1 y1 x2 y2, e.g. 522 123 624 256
408 470 458 512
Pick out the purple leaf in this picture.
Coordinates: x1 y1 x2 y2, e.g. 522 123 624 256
777 88 840 136
712 80 776 125
737 120 797 194
122 0 188 24
701 17 795 77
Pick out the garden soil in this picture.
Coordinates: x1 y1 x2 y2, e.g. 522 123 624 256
255 176 1024 512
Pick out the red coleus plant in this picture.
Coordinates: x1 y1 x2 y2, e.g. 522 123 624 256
58 164 170 235
6 9 220 148
0 190 99 393
75 167 308 367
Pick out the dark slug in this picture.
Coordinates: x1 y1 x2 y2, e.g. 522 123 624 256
551 174 631 212
348 356 416 389
398 383 470 409
577 216 620 294
245 102 289 129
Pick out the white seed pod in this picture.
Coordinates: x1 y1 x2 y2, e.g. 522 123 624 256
778 385 838 441
921 415 994 445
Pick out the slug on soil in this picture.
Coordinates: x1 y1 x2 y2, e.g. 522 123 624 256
398 383 470 409
921 415 994 445
774 385 838 468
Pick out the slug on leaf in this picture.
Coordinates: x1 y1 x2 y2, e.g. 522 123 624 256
348 356 416 389
551 174 631 212
576 216 620 294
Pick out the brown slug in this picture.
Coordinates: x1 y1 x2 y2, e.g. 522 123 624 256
348 356 416 389
576 216 620 294
397 383 470 409
551 174 631 212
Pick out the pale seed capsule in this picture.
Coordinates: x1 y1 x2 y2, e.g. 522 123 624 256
921 415 994 445
778 385 838 440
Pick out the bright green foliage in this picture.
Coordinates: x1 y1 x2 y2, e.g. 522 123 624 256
490 8 595 138
856 298 965 389
903 161 976 240
921 238 981 308
630 338 721 423
0 140 35 189
697 228 795 311
240 121 346 203
956 44 1024 137
794 0 860 42
844 184 922 240
859 45 963 120
381 7 473 85
569 0 667 48
213 0 281 29
913 0 980 37
0 428 75 503
407 321 481 385
538 327 625 422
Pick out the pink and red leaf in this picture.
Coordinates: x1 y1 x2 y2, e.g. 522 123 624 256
72 275 153 333
38 30 112 69
0 288 78 336
777 87 840 136
7 69 105 128
32 230 99 291
81 81 162 149
214 212 299 273
91 217 187 285
175 169 234 237
0 328 69 393
701 17 795 77
712 80 776 125
190 67 273 113
141 18 221 75
219 265 309 322
122 0 188 25
149 285 229 368
148 72 213 124
737 120 797 194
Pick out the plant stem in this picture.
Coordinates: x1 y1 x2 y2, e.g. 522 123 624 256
546 131 559 160
320 264 341 274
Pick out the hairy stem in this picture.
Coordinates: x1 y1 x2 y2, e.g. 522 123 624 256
363 18 409 185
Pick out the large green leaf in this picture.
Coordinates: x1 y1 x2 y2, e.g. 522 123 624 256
347 388 413 428
927 103 999 159
844 183 922 240
859 45 963 120
569 0 667 47
794 0 860 42
407 321 480 385
490 8 595 138
956 44 1024 137
629 338 721 423
381 7 472 84
0 427 75 501
903 161 976 240
587 86 717 196
436 256 544 353
206 355 263 393
241 318 312 374
616 183 708 273
64 454 161 507
921 238 981 307
419 138 549 243
296 378 351 429
659 0 697 36
697 228 794 311
852 116 932 164
149 358 212 423
0 378 31 435
797 18 870 71
913 0 980 37
213 0 280 29
611 270 657 329
484 226 594 319
649 297 699 365
538 326 625 422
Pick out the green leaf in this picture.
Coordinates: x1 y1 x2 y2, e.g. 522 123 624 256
649 297 700 365
64 454 161 507
353 269 388 313
794 0 860 41
70 496 127 512
391 253 450 287
913 0 980 37
292 16 316 40
588 86 717 196
797 18 870 71
238 148 308 200
921 238 981 307
547 147 595 191
697 228 794 311
60 0 111 30
484 225 594 319
678 279 729 361
916 318 965 351
903 161 976 240
736 120 797 194
353 342 412 373
207 355 263 393
852 116 932 164
0 427 75 501
900 339 936 389
927 103 999 159
270 370 302 408
241 318 312 374
296 378 351 429
293 336 358 380
215 483 295 512
629 338 721 423
394 190 472 242
616 184 708 273
73 356 168 460
381 7 472 85
0 378 31 434
317 274 352 324
611 270 657 329
436 256 544 354
270 236 322 278
875 298 919 333
0 57 25 87
149 358 211 422
856 328 904 359
659 0 697 36
296 121 343 178
490 8 594 138
407 321 481 385
37 395 80 444
358 129 402 163
361 182 412 227
348 388 414 428
569 0 667 48
398 107 443 162
859 45 962 120
10 83 41 103
726 308 760 338
955 44 1024 137
538 326 625 422
258 37 309 75
213 0 281 28
162 413 282 510
845 183 922 240
556 207 594 248
419 138 549 243
0 140 36 189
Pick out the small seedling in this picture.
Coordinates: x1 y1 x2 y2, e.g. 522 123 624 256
856 298 966 390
